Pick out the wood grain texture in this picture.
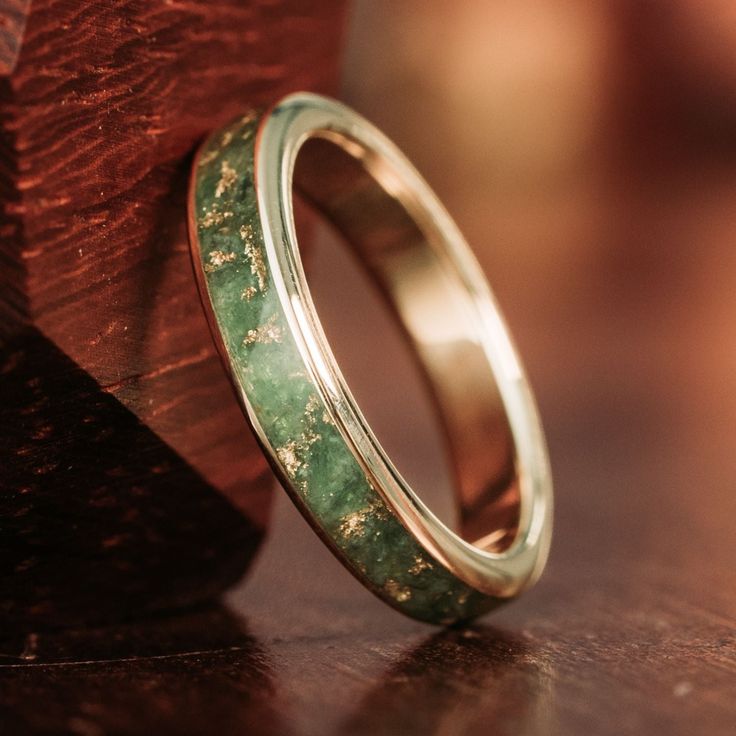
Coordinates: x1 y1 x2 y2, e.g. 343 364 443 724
0 0 29 75
0 0 347 627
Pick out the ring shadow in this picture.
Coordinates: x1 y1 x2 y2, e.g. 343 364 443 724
340 624 554 736
0 328 266 631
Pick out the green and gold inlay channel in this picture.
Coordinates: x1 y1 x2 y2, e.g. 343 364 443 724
190 112 502 624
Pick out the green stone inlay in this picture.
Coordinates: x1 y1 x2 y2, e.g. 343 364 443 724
191 112 502 624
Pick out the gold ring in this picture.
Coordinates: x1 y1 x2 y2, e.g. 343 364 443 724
188 92 553 624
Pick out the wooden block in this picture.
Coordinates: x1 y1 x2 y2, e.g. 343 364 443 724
0 0 348 628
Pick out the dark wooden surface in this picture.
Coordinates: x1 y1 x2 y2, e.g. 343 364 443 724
0 0 347 627
2 2 736 734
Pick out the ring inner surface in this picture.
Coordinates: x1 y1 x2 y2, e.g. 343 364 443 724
293 133 521 552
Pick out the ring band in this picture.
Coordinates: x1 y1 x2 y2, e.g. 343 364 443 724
188 93 553 624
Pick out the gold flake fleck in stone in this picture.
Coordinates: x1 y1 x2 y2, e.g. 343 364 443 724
369 498 391 521
215 159 237 197
301 396 323 441
338 497 389 541
240 224 268 291
221 130 233 147
274 397 324 482
276 441 301 477
321 410 335 426
384 579 412 603
457 590 470 605
340 510 368 539
305 393 320 417
197 149 218 167
199 208 233 228
241 286 258 301
287 396 322 460
273 397 324 483
243 315 283 346
301 428 321 448
408 555 433 576
204 249 237 272
240 113 256 138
